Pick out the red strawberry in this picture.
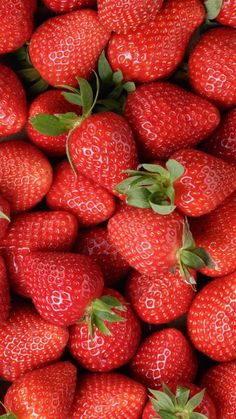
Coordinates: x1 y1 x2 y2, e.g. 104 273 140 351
68 288 141 372
0 257 10 324
0 210 78 296
124 82 220 160
187 273 236 362
46 160 116 227
0 195 10 240
201 361 236 419
98 0 163 34
0 65 27 138
130 328 197 389
29 9 111 86
71 372 147 418
107 0 205 83
126 269 195 324
0 304 69 381
75 225 130 286
4 361 77 419
201 107 236 164
216 0 236 27
0 140 53 214
44 0 96 13
189 27 236 108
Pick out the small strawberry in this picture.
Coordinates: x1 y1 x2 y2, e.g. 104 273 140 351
189 27 236 108
4 362 77 419
71 372 147 418
44 0 96 13
0 256 10 325
46 160 116 227
0 65 27 138
0 304 69 381
0 195 10 240
0 140 53 214
130 328 197 389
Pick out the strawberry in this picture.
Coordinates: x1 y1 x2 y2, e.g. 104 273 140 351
0 210 78 296
187 272 236 362
29 9 111 86
130 328 197 389
75 225 130 285
0 195 10 240
98 0 163 34
0 257 10 325
4 361 77 419
68 288 141 372
44 0 96 13
201 361 236 419
201 107 236 164
0 304 69 381
0 65 27 138
0 140 53 214
70 372 147 418
126 269 195 324
216 0 236 27
107 0 205 83
46 160 116 227
189 27 236 108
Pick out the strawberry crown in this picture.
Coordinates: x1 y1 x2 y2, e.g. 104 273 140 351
0 212 10 223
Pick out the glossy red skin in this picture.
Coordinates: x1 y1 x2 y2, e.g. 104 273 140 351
130 328 197 389
0 195 10 240
26 90 81 156
201 361 236 419
0 0 36 54
44 0 96 13
190 191 236 277
0 65 27 137
23 252 104 326
0 257 10 325
29 9 111 87
172 148 236 216
69 112 138 195
108 205 183 275
126 269 195 324
0 140 53 214
71 372 147 418
189 27 236 108
46 160 116 227
125 82 220 160
107 0 204 83
0 210 78 297
68 289 141 372
0 304 69 381
4 362 76 419
216 0 236 27
75 225 130 286
201 107 236 164
187 273 236 362
98 0 163 34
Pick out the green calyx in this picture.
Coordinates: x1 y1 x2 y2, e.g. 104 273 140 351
204 0 223 20
0 403 17 419
149 383 208 419
0 212 10 223
78 295 127 338
115 160 185 215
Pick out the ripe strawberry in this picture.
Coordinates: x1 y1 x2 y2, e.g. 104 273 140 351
189 27 236 108
46 160 116 227
130 328 197 389
71 372 147 418
201 107 236 164
4 362 76 419
0 65 27 138
68 288 141 372
0 257 10 324
107 0 205 83
201 361 236 419
216 0 236 27
0 140 53 214
29 9 111 86
44 0 96 13
0 304 69 381
75 226 130 286
0 210 78 297
187 273 236 362
0 195 10 240
124 82 220 160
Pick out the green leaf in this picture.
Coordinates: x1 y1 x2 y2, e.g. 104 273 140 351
93 316 112 336
98 50 113 82
0 402 17 419
176 386 190 407
180 250 208 270
126 188 151 209
29 114 69 136
115 176 143 194
113 69 123 84
61 92 82 106
166 159 185 182
88 314 95 338
66 130 77 176
58 84 80 94
161 384 176 405
159 411 176 419
100 296 127 311
149 196 176 215
190 413 208 419
94 310 125 323
140 164 169 177
76 77 94 117
186 389 205 412
108 84 125 100
204 0 223 19
182 218 196 250
17 67 41 82
123 81 136 93
0 211 10 222
149 390 175 411
192 247 217 269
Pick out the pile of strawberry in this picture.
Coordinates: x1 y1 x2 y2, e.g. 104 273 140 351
0 0 236 418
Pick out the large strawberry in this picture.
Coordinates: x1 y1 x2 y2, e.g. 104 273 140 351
0 65 27 138
0 304 69 381
0 257 10 325
0 195 10 240
71 372 147 418
46 160 116 227
44 0 96 13
29 9 111 86
107 0 205 83
189 27 236 108
124 82 220 160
